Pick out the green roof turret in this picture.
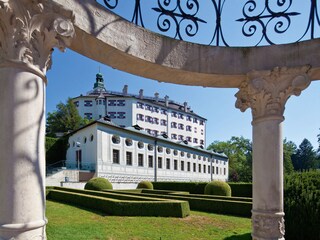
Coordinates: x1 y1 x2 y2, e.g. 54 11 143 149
94 72 105 90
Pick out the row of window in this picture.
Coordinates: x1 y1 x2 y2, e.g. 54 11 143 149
108 112 126 119
137 114 169 126
137 102 165 114
136 103 204 125
136 114 204 134
113 149 226 175
172 112 204 125
108 99 126 107
111 135 215 162
171 134 204 145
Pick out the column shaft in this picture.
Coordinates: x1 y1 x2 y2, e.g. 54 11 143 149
252 117 284 240
0 67 47 240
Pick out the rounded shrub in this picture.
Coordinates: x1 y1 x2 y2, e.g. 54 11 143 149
84 177 113 191
204 181 231 196
137 181 153 189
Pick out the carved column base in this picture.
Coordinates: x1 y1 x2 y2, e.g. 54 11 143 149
252 210 285 240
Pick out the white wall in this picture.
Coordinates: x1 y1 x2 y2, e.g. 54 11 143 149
66 124 97 170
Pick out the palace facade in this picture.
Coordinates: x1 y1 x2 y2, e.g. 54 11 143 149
73 73 207 147
66 117 228 183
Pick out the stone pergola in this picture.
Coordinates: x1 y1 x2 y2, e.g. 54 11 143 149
0 0 319 239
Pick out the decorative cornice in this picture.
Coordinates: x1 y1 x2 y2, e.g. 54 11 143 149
235 65 311 121
0 0 75 76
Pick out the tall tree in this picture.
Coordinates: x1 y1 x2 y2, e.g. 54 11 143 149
317 130 320 153
283 139 296 174
208 136 252 182
46 98 90 136
292 139 318 171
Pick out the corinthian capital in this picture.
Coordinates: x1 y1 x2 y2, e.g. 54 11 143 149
0 0 75 75
235 66 311 121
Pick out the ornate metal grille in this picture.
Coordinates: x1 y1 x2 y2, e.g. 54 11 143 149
98 0 320 46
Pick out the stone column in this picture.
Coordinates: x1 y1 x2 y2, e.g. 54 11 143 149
235 66 311 240
0 1 75 239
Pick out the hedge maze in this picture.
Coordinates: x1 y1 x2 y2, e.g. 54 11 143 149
46 185 252 218
46 187 190 218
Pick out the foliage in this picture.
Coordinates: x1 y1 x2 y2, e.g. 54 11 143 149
318 130 320 153
47 187 189 218
284 171 320 240
45 136 68 166
204 181 231 196
108 188 251 217
292 138 319 170
137 181 153 189
228 183 252 198
84 177 113 191
207 136 252 182
46 98 91 136
153 181 252 198
46 200 251 240
153 182 207 194
283 138 296 174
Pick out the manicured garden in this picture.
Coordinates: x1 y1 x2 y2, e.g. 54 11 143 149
46 200 252 240
46 171 320 239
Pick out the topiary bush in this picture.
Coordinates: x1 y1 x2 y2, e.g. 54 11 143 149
204 181 231 196
84 177 113 191
137 181 153 189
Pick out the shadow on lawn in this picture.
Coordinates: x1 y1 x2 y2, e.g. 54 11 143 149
224 233 251 240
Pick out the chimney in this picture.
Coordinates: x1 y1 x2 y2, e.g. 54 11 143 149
122 85 128 95
184 102 188 112
164 95 169 107
139 89 144 99
154 92 159 102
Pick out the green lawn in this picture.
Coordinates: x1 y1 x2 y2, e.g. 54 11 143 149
46 200 251 240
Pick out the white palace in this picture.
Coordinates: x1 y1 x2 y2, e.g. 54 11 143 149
65 73 229 182
72 73 207 146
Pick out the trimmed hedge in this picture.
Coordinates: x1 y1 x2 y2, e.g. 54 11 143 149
139 189 251 202
152 182 207 194
284 171 320 240
142 189 190 195
47 187 190 218
52 187 159 201
228 183 252 198
84 177 113 191
153 181 253 198
137 181 153 189
111 190 252 217
204 181 231 196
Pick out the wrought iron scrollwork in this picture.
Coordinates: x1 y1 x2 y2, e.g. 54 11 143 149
100 0 320 46
152 0 207 40
237 0 300 45
209 0 228 46
298 0 320 41
132 0 145 27
103 0 118 9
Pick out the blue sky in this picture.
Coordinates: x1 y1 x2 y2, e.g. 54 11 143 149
46 1 320 149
